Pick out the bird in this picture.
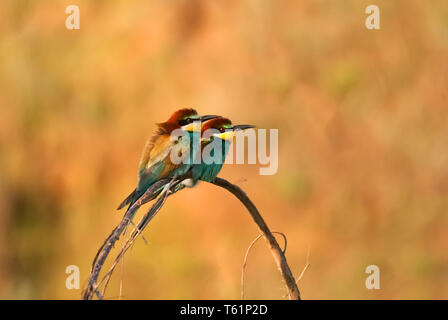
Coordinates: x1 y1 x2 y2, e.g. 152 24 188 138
190 117 255 184
117 108 219 230
130 116 255 239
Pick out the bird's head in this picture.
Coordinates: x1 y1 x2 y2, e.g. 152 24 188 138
202 117 255 141
161 108 219 133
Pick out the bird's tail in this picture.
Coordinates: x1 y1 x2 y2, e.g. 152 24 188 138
117 189 136 210
119 183 165 235
119 178 175 236
116 188 141 235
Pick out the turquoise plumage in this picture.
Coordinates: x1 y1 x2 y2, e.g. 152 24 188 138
117 109 218 232
191 117 254 184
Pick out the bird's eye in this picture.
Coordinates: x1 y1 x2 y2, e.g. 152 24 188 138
219 127 225 133
179 118 190 126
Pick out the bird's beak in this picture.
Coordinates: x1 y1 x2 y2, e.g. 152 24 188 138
199 115 220 122
213 125 255 141
232 124 255 131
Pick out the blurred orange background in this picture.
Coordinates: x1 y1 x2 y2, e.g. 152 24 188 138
0 0 447 299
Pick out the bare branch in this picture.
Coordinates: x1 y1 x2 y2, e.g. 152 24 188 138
82 179 171 300
241 232 287 299
211 177 300 300
82 176 302 300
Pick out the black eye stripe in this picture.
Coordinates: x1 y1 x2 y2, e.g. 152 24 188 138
179 118 196 126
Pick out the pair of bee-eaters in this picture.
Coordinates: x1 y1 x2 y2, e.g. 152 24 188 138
117 108 254 230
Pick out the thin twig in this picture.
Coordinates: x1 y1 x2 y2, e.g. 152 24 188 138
296 246 310 283
82 179 171 300
241 234 262 300
119 255 124 300
211 177 300 300
99 187 172 297
98 178 179 297
82 175 301 300
129 220 148 245
241 232 287 299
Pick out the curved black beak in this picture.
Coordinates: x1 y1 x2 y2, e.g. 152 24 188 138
199 115 220 122
232 124 255 131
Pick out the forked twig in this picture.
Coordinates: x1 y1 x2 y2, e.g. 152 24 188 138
82 179 171 300
98 183 173 297
241 232 287 299
82 176 301 300
211 178 300 300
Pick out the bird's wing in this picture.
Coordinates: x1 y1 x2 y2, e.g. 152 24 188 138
136 134 174 192
117 132 172 210
117 130 192 210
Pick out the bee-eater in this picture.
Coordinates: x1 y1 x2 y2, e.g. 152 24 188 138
191 117 255 183
130 117 255 237
117 108 218 229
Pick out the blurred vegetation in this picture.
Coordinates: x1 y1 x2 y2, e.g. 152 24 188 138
0 0 447 299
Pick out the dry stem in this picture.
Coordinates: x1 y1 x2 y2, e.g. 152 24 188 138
82 176 301 300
